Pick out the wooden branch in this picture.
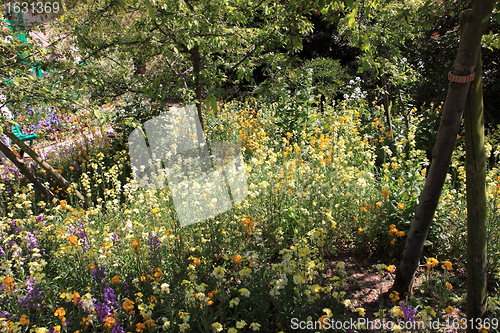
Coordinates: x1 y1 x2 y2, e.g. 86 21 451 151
0 140 55 202
5 130 89 209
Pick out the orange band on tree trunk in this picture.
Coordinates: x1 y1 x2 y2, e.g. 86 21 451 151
448 71 476 83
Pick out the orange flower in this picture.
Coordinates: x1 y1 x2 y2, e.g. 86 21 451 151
396 230 405 237
2 276 15 291
444 306 454 314
381 189 389 199
122 298 135 314
153 268 163 278
88 263 95 271
68 235 79 246
104 316 116 329
191 257 201 266
386 265 396 273
441 261 453 271
397 203 406 209
390 238 397 245
59 200 68 209
317 315 330 331
242 216 255 235
389 291 400 302
232 255 242 264
54 307 66 323
136 322 146 333
132 239 140 248
19 314 30 326
111 275 121 284
70 291 80 305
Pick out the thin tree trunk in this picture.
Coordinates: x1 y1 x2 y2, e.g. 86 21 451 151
465 48 487 332
191 45 204 131
5 130 88 209
391 1 494 296
0 140 56 202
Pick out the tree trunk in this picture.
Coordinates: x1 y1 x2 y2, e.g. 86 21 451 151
391 1 494 296
465 48 487 332
0 140 56 202
5 130 89 209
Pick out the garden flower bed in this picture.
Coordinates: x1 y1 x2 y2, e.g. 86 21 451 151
1 100 500 332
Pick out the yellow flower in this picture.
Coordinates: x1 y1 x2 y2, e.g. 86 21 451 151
441 260 453 271
212 322 223 332
393 324 403 333
444 306 454 314
426 257 439 271
386 265 396 273
376 201 383 207
355 307 366 317
236 320 246 329
358 227 364 233
446 282 453 290
249 322 261 331
397 203 405 209
238 288 250 297
391 306 404 317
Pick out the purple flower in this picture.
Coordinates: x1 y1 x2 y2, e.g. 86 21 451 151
9 220 21 235
102 284 118 306
36 213 45 223
112 324 126 333
112 233 120 247
400 302 417 321
148 233 161 259
18 277 44 309
92 265 106 283
95 302 112 322
26 231 42 253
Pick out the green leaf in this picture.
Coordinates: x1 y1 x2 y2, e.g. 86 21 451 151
318 0 326 11
481 12 492 24
424 240 433 247
344 0 353 8
144 0 156 20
